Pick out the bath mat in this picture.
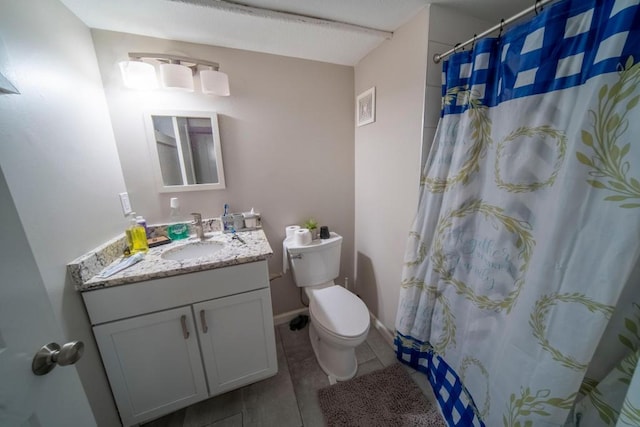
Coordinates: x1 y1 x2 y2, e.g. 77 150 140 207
318 363 446 427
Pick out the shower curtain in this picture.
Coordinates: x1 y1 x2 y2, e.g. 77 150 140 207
394 0 640 425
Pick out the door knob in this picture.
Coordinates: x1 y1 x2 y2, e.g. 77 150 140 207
32 341 84 376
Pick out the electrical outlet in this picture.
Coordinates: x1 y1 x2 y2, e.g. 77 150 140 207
119 192 132 216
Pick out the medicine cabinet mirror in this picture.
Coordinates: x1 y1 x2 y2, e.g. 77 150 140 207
145 111 225 192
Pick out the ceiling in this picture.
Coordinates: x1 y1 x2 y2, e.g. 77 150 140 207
60 0 534 66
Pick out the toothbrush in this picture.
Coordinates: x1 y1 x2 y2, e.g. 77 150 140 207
229 227 246 244
223 204 230 232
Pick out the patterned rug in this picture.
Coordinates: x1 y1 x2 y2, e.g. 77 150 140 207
318 363 446 427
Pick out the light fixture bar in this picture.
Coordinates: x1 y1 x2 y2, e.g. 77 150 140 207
121 52 230 95
128 52 220 70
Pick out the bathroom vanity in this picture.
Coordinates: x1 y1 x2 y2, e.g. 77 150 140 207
69 230 276 426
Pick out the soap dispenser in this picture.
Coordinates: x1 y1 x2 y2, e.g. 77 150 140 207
126 212 149 254
167 197 189 240
136 215 149 238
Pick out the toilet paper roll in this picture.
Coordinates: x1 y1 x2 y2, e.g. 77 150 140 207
285 225 300 239
294 228 312 246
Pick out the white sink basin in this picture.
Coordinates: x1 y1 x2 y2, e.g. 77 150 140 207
161 240 225 261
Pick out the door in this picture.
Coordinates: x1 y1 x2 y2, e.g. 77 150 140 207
195 288 277 396
0 169 96 426
93 306 207 426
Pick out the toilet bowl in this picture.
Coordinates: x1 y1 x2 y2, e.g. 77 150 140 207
284 232 371 381
306 284 370 380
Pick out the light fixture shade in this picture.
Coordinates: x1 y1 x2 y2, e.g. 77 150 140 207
200 69 230 96
119 61 158 90
160 63 194 91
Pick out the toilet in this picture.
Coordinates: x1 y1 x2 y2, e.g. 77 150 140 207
284 232 370 381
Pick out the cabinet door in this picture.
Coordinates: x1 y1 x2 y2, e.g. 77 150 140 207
194 288 277 396
93 306 207 426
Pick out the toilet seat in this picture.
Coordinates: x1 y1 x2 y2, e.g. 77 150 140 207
309 285 369 338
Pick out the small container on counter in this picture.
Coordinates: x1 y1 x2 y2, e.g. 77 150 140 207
232 213 245 230
243 208 259 228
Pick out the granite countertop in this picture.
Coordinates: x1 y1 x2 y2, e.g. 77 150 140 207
69 229 273 292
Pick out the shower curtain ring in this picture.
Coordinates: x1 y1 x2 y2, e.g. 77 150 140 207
496 19 505 46
469 34 476 59
534 0 543 15
453 42 462 54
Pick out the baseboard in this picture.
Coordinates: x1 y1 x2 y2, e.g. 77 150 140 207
368 311 395 348
273 307 309 326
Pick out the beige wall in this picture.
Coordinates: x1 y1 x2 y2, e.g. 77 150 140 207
354 7 430 331
0 0 127 425
92 30 355 316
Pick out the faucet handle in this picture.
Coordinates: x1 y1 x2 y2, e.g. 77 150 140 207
190 212 202 223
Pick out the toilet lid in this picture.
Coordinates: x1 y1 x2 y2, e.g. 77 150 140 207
309 286 369 338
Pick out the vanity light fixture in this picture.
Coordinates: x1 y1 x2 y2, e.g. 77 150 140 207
119 52 230 96
159 62 194 91
119 60 158 90
200 67 230 96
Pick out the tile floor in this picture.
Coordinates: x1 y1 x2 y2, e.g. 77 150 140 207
143 321 436 427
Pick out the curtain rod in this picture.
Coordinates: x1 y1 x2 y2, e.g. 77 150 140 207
433 0 557 63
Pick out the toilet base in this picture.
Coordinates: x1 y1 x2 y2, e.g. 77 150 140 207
309 322 358 381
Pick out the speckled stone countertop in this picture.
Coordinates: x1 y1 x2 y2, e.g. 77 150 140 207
69 229 273 292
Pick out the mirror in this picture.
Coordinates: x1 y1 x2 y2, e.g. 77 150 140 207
145 111 225 192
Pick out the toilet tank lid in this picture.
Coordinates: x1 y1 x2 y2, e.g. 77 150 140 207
285 232 341 253
310 285 369 338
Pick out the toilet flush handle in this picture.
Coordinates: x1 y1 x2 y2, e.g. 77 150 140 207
290 254 303 260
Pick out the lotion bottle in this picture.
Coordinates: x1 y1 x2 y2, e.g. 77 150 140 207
136 215 149 238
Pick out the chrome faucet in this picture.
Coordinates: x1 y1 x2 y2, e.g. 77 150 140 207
191 213 205 241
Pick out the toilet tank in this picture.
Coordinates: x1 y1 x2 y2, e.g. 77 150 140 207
285 232 342 287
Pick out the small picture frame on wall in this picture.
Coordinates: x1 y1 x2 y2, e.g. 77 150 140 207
356 87 375 127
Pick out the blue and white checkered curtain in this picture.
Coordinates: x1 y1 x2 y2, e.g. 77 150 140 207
395 0 640 425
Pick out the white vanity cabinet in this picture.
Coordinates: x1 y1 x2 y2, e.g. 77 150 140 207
82 260 277 426
194 288 276 396
93 306 208 424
